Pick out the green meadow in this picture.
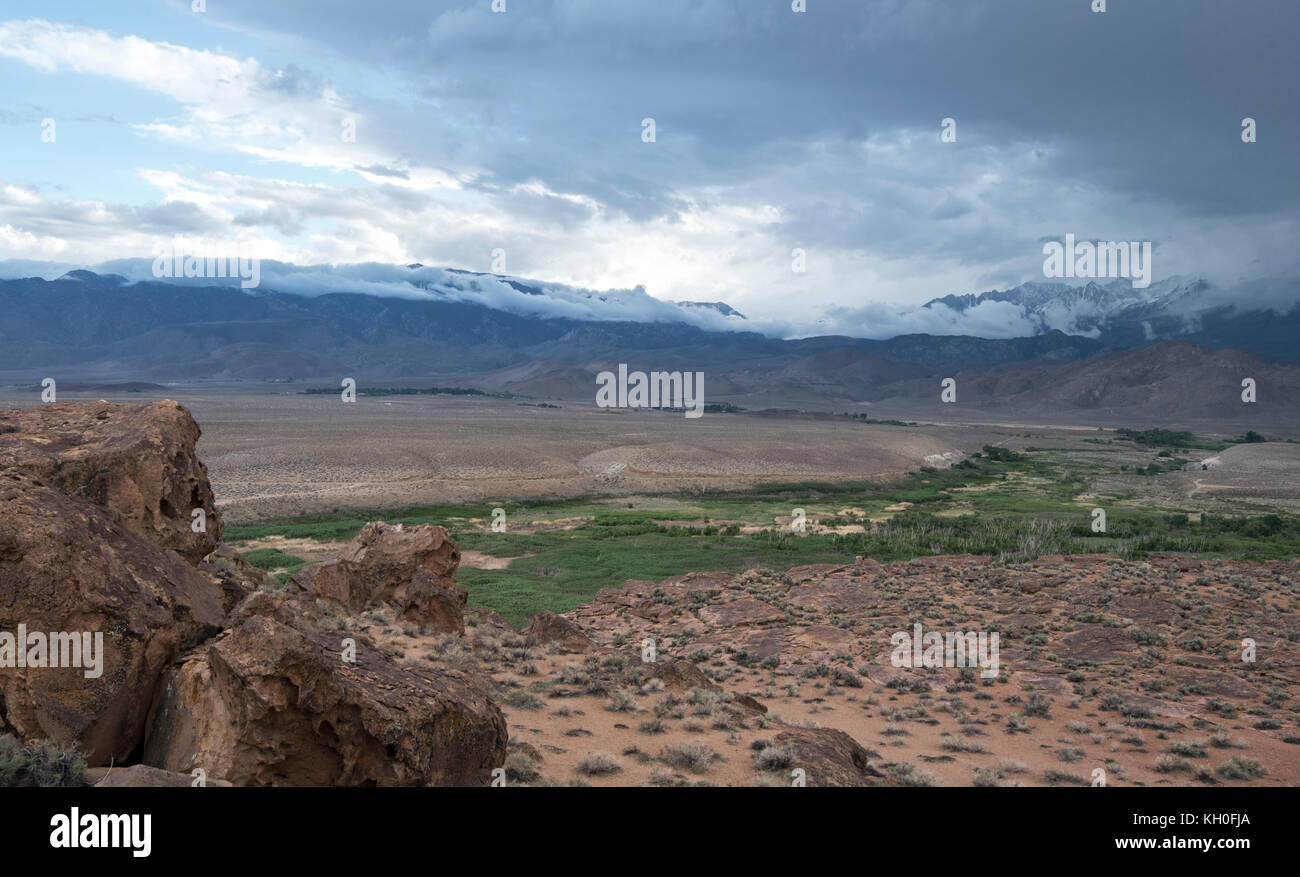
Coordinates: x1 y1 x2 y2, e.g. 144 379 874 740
225 443 1300 627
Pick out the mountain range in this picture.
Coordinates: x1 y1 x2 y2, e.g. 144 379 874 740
0 265 1296 425
919 275 1299 361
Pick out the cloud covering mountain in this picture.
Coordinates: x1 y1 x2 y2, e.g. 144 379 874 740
2 259 1296 346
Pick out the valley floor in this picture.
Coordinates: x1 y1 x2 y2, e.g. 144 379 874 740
5 388 1296 787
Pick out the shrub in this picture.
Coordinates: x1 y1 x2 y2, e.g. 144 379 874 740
1154 755 1193 774
942 735 986 754
889 763 934 787
662 744 718 774
831 666 863 688
638 718 665 735
1168 740 1207 759
576 752 622 776
1024 693 1053 718
504 690 544 711
604 688 639 713
504 751 539 783
1216 757 1266 781
754 744 796 771
0 735 86 787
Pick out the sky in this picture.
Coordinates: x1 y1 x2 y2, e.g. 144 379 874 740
0 0 1297 335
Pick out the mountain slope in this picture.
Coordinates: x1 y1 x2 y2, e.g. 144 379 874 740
0 272 1111 382
871 341 1300 427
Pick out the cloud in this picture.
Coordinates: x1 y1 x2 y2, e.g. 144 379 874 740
0 2 1296 329
822 298 1039 341
0 18 400 177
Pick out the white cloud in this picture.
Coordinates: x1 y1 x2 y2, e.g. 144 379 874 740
0 19 397 177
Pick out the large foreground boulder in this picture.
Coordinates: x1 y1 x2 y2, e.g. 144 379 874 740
0 470 226 765
293 522 464 631
0 401 222 563
143 595 506 786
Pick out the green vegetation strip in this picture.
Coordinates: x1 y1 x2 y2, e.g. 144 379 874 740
225 444 1300 626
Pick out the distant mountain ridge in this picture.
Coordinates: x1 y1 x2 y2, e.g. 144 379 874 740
0 271 1097 381
924 277 1188 336
3 268 1299 428
3 259 1295 359
0 268 1295 398
675 301 747 319
919 275 1299 360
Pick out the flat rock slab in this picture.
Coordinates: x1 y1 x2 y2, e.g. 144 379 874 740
1167 667 1260 699
788 580 882 613
698 597 784 627
86 764 232 787
1057 625 1137 662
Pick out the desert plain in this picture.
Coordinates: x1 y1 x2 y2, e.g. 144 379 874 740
1 383 1297 787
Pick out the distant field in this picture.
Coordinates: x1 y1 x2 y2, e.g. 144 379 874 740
227 442 1300 626
180 390 963 523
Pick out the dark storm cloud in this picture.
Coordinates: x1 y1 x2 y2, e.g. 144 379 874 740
200 0 1298 226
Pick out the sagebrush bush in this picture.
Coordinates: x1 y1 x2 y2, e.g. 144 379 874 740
0 735 86 787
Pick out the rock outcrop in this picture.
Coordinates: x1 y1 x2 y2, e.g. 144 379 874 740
199 544 269 616
0 401 221 563
143 594 506 786
293 522 464 631
524 610 595 652
770 728 885 787
0 470 225 765
0 401 509 787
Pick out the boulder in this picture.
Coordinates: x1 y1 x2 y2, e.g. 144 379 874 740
293 522 464 631
199 544 269 616
396 568 466 633
85 764 232 788
143 602 506 786
643 658 715 692
524 610 594 652
0 470 225 765
0 401 221 563
788 579 882 613
769 728 884 787
639 659 766 714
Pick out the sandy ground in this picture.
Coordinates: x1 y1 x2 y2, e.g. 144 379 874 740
332 555 1300 788
11 387 962 524
1179 442 1300 511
